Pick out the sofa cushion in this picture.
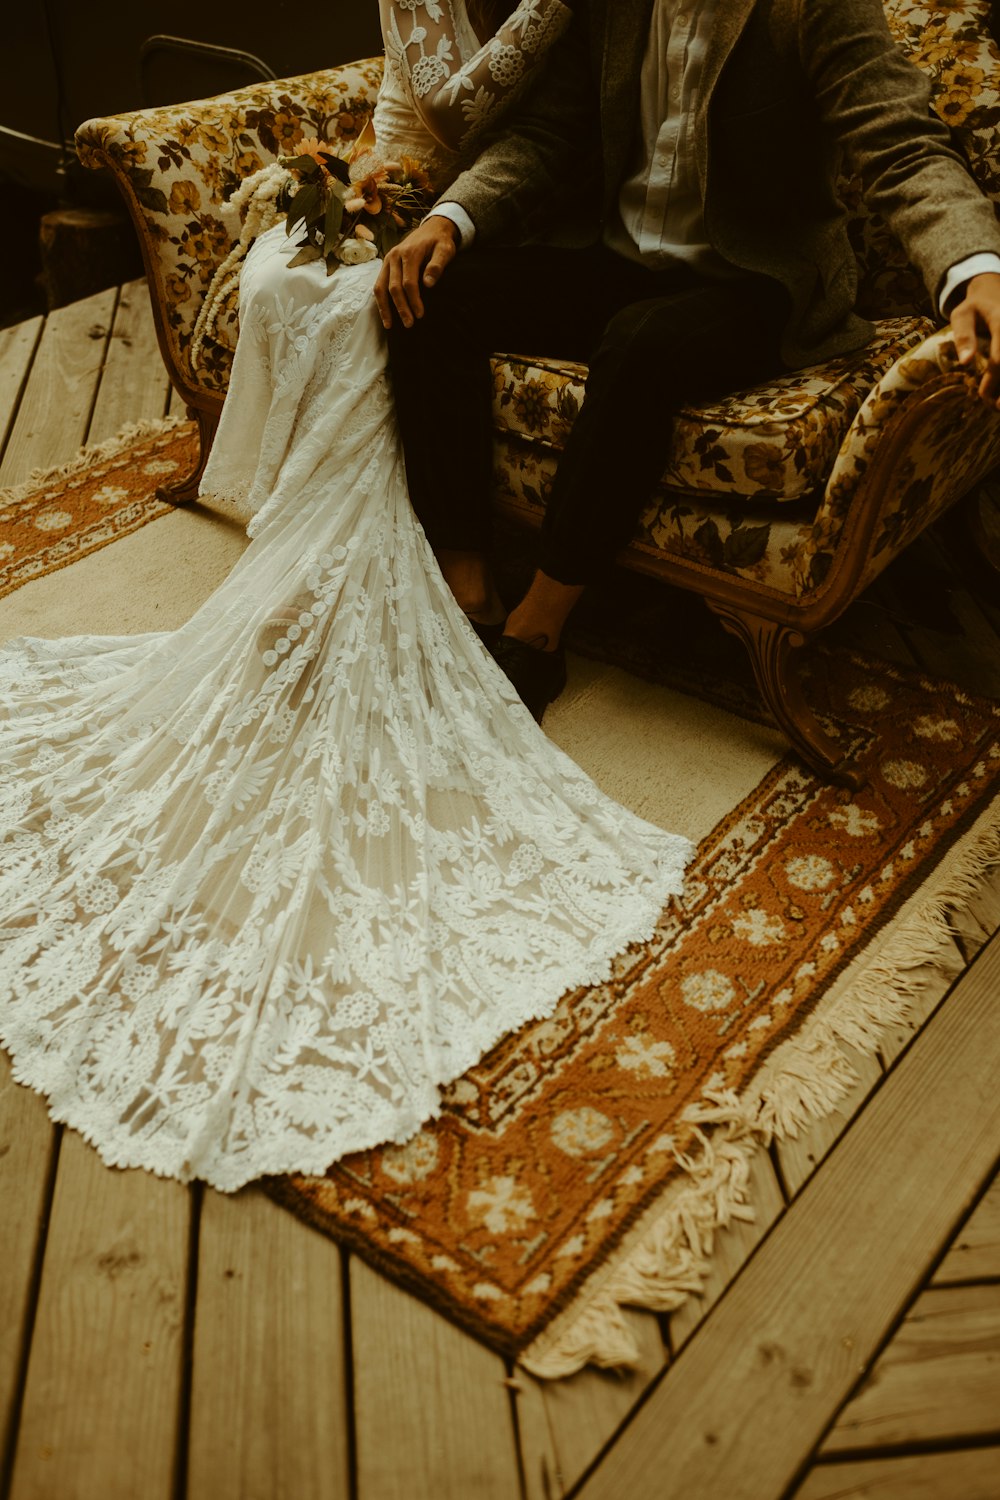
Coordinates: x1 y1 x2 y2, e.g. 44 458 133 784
490 315 934 505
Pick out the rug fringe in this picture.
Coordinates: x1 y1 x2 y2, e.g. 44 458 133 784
0 416 186 505
520 796 1000 1379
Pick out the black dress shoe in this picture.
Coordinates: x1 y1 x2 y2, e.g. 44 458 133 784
491 634 567 723
468 616 505 651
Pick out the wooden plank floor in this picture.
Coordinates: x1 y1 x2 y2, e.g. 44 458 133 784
1 283 998 1500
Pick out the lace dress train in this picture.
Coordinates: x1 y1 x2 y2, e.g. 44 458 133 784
0 229 693 1192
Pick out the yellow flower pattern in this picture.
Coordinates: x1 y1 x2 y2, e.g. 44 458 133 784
76 59 383 392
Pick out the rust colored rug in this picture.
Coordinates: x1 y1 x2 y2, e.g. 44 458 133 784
0 418 196 598
266 650 1000 1377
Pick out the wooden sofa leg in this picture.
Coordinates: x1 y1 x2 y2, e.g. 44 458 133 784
963 483 1000 581
155 405 220 505
709 603 864 790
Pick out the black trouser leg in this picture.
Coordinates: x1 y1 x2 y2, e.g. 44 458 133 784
386 244 616 554
538 272 788 583
386 244 786 575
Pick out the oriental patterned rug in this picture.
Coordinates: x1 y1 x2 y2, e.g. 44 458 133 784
3 422 998 1379
0 418 195 598
265 641 1000 1379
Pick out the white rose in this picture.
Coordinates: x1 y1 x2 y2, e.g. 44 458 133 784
337 237 379 265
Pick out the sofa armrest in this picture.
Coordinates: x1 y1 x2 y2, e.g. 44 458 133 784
800 326 1000 598
75 57 384 397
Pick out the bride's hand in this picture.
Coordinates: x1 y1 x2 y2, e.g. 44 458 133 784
374 217 459 329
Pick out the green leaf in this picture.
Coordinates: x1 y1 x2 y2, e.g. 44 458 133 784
694 518 725 567
323 191 344 249
287 244 323 268
723 523 771 569
378 219 403 254
326 154 351 186
135 185 170 215
284 154 321 176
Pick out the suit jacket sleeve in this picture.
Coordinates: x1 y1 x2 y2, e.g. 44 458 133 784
435 13 596 242
798 0 1000 305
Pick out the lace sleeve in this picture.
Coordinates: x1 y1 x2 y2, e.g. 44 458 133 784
379 0 573 152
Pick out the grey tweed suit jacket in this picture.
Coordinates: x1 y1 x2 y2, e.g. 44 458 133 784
443 0 1000 366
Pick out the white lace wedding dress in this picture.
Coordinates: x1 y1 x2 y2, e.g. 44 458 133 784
0 1 693 1192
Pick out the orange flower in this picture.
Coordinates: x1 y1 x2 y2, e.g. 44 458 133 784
354 223 374 241
296 136 336 174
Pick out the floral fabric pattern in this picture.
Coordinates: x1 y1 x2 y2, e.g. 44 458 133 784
491 316 933 503
77 61 384 392
496 327 1000 600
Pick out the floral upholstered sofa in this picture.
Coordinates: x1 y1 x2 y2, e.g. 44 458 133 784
75 0 1000 781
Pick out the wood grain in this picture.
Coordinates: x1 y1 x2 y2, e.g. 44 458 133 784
577 933 1000 1500
823 1284 1000 1452
0 317 43 464
9 1134 190 1500
87 279 171 445
0 1060 56 1480
670 1148 787 1350
187 1187 351 1500
351 1256 521 1499
934 1173 1000 1285
537 1311 666 1496
0 289 117 488
795 1446 1000 1500
875 945 966 1068
775 1047 884 1199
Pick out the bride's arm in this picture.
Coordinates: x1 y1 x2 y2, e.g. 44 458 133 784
378 0 573 153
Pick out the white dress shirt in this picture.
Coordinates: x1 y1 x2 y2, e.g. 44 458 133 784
432 0 1000 314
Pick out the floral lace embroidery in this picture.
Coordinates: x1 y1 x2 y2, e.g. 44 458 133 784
1 245 693 1193
379 0 571 152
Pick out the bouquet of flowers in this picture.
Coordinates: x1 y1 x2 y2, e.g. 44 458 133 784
276 120 434 275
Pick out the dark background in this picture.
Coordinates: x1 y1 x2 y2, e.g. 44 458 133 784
0 5 385 326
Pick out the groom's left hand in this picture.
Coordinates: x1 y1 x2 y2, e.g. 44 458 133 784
374 217 459 330
952 272 1000 405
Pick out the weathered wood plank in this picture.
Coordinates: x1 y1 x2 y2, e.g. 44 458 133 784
9 1135 190 1500
775 1047 884 1199
876 944 966 1069
351 1257 522 1499
795 1446 1000 1499
0 316 43 465
576 934 1000 1500
0 289 117 489
187 1187 351 1500
670 1148 787 1350
515 1372 563 1500
534 1312 667 1497
949 864 1000 966
823 1284 1000 1453
0 1062 56 1481
935 1172 1000 1285
87 279 171 445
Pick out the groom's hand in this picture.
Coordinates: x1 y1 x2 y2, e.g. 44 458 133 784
952 271 1000 405
374 217 459 330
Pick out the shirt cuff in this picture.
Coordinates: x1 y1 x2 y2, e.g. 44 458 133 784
426 202 476 249
940 252 1000 316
